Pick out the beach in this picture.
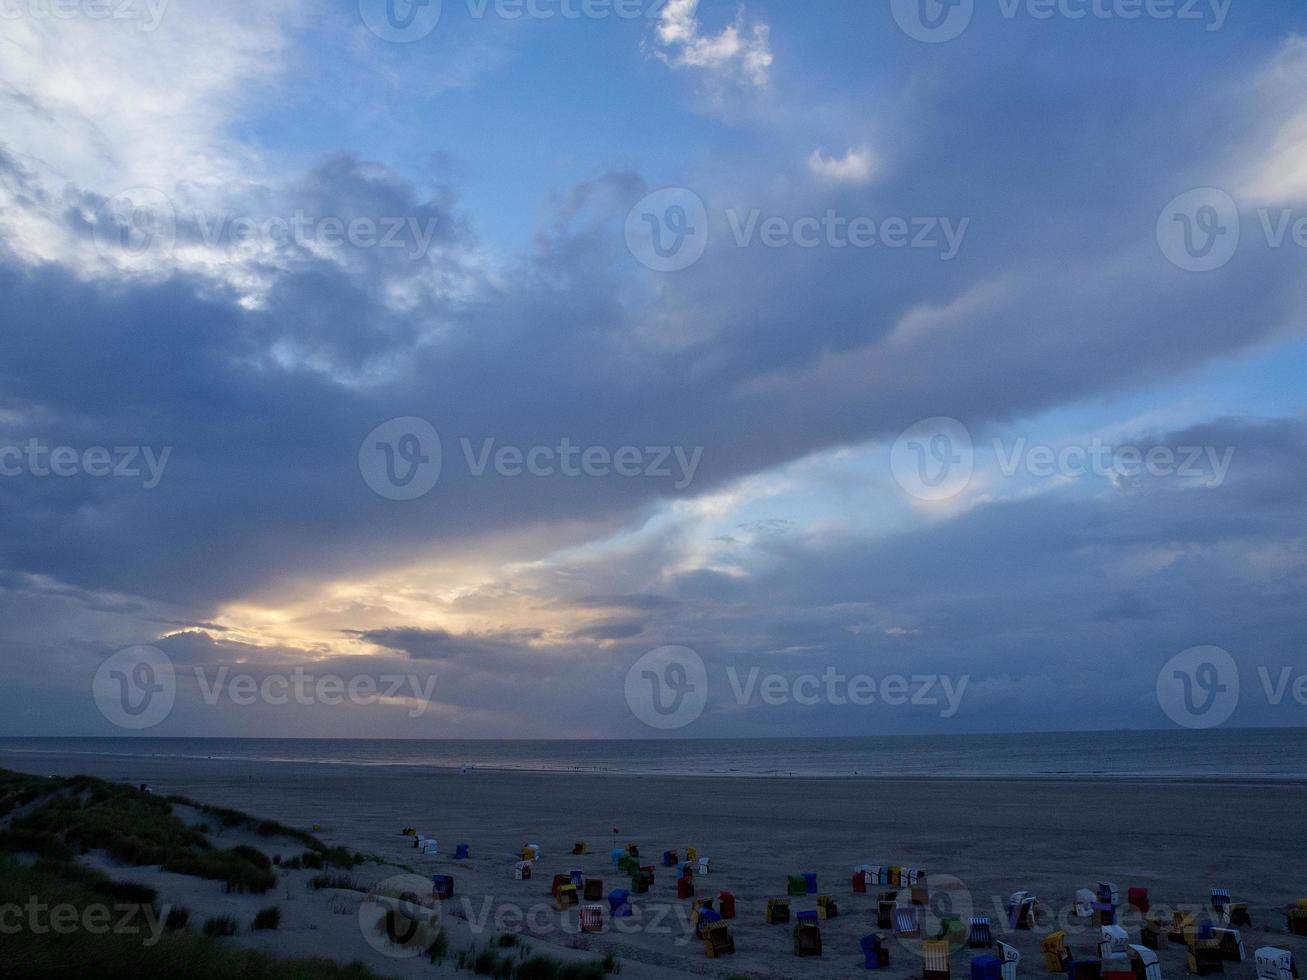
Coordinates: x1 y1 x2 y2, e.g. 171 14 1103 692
2 747 1304 979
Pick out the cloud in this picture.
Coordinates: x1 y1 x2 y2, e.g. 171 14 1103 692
649 0 773 88
1238 36 1307 204
807 146 876 185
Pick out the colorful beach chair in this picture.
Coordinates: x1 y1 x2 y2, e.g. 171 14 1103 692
677 877 694 900
571 841 588 855
1042 932 1070 972
607 889 632 917
431 875 453 900
788 874 807 897
1141 915 1168 950
610 847 625 866
1289 902 1307 936
583 878 603 901
923 940 951 980
1100 926 1130 958
817 895 839 919
894 906 922 939
662 850 678 867
579 905 603 933
1128 945 1163 980
718 890 735 919
513 860 531 881
969 916 993 949
1129 888 1150 914
454 843 469 859
555 883 579 910
974 955 1003 980
766 897 791 924
1213 929 1246 962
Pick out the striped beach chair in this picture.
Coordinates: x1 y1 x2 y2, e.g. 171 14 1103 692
817 895 839 919
1256 948 1299 980
1210 889 1231 912
997 941 1020 980
579 904 603 933
431 874 453 900
924 939 951 980
690 897 714 933
1099 882 1121 907
969 916 993 949
894 906 922 939
766 897 790 924
1289 902 1307 936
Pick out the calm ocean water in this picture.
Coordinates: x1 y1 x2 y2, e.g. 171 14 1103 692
1 730 1304 780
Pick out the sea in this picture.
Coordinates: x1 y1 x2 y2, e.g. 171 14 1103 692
0 729 1303 780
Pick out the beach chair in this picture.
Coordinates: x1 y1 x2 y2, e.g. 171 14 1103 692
718 890 735 919
551 874 571 898
556 883 578 910
1129 888 1150 914
1210 890 1231 913
862 933 890 970
853 870 869 894
454 843 469 860
1042 932 1070 972
1212 929 1245 962
677 861 694 879
908 868 926 886
878 899 896 929
766 897 791 924
513 861 532 881
1075 889 1096 918
1141 916 1168 950
1256 948 1299 980
625 842 639 857
923 940 951 980
569 868 584 887
1101 926 1130 958
1128 945 1163 980
630 869 653 894
1185 928 1224 976
583 878 603 901
788 874 807 897
572 841 588 855
1093 903 1117 927
974 955 1003 980
1103 954 1135 980
607 889 632 918
1010 893 1038 930
817 895 839 919
677 877 695 899
998 941 1020 980
685 846 696 862
798 909 818 924
890 866 903 886
1171 913 1196 943
894 906 922 939
1069 961 1103 980
618 855 638 876
580 904 603 933
697 857 711 875
702 919 735 957
662 850 678 867
970 916 994 949
402 827 417 836
802 872 818 894
610 847 625 866
1099 883 1121 907
522 846 538 862
1226 904 1251 928
690 897 715 932
794 921 822 957
420 839 438 855
914 885 931 906
1289 902 1307 936
431 875 454 900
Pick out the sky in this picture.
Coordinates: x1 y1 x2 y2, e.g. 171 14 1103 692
2 0 1307 738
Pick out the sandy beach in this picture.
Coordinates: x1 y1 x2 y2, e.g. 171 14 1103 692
2 748 1304 980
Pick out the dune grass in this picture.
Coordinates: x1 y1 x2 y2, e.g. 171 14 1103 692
0 857 381 979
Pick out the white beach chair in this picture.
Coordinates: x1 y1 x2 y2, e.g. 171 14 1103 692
1100 926 1129 958
1256 948 1298 980
1075 888 1096 918
420 839 438 855
1128 944 1163 980
998 941 1021 980
1213 928 1246 962
697 856 711 875
1098 882 1120 906
513 860 531 881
